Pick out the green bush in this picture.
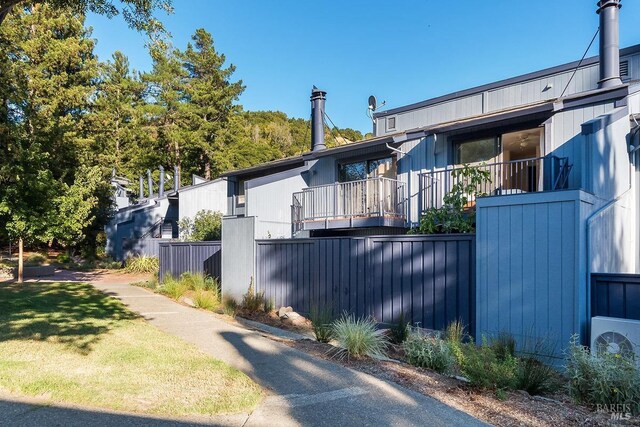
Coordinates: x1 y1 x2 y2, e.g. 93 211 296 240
490 332 516 362
159 275 189 300
403 330 455 374
309 306 334 343
124 256 159 274
459 340 518 390
25 253 47 265
241 278 267 313
332 314 388 359
445 320 467 366
178 210 222 241
566 335 640 414
389 311 409 344
56 253 71 264
263 297 274 313
193 289 218 311
222 295 239 317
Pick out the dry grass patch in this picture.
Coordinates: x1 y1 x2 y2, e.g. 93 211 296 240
0 281 261 416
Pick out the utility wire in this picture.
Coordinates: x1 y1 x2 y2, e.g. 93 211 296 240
560 27 599 98
323 112 348 145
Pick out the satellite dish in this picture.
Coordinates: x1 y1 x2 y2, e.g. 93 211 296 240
368 95 377 111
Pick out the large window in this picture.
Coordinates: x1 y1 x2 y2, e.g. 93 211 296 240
454 137 499 164
338 157 396 182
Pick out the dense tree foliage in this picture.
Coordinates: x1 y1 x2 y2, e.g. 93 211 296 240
0 4 367 262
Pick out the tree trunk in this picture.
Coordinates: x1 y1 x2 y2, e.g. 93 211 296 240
17 237 23 283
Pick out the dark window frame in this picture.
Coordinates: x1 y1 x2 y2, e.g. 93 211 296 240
337 155 396 182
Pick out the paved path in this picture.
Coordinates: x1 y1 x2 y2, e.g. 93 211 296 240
3 273 489 427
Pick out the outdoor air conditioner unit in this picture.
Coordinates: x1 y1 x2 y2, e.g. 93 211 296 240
590 316 640 364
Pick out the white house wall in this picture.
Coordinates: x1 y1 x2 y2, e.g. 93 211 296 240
178 178 228 223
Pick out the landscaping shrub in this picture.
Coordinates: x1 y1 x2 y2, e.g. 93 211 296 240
516 356 560 396
490 332 516 362
178 210 222 241
389 311 409 344
241 278 267 313
159 275 189 300
309 306 334 343
403 330 454 374
566 335 640 414
193 289 218 311
331 314 388 359
124 256 159 274
131 277 159 290
459 340 518 390
25 253 47 265
444 320 467 366
222 295 239 317
263 297 274 313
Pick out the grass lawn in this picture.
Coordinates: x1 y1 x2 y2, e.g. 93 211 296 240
0 281 262 416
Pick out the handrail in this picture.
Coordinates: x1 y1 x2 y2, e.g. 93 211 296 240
418 155 572 212
301 176 402 191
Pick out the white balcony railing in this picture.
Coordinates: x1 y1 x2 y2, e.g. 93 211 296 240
292 177 406 225
419 155 572 211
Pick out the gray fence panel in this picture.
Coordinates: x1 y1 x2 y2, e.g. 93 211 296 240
255 235 475 334
123 237 172 259
591 274 640 321
158 241 222 283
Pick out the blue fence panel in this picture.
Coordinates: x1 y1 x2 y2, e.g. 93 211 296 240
591 274 640 321
159 241 222 283
255 235 475 334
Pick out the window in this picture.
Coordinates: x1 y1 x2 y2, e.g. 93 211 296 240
454 137 499 164
386 116 396 131
338 157 396 182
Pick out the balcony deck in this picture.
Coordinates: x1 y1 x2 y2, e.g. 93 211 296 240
419 155 572 212
292 177 407 232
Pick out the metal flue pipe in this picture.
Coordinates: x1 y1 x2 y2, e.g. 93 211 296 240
597 0 623 89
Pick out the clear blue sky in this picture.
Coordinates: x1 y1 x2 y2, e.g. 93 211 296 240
86 0 640 134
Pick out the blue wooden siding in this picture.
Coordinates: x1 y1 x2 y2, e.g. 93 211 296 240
476 190 598 358
256 235 475 333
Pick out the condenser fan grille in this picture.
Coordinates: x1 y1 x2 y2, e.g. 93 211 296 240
594 331 634 357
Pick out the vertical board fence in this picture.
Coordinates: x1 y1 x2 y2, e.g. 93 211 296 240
255 235 475 334
159 241 222 283
591 273 640 321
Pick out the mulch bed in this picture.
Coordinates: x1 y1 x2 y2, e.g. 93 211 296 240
240 310 639 427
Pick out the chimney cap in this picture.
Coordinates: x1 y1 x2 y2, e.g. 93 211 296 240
597 0 621 13
311 86 326 100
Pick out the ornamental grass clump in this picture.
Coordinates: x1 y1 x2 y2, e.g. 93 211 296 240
159 275 189 300
124 256 159 274
241 278 267 313
331 314 388 359
403 330 454 374
309 305 334 343
193 289 218 311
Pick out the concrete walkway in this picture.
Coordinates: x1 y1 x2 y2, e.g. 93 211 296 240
4 274 489 427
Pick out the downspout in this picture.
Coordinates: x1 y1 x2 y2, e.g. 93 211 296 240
585 136 635 342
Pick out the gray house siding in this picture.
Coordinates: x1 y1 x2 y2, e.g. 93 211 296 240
374 48 640 137
221 216 255 300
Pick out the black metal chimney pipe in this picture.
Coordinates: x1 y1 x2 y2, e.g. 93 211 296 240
310 86 327 152
597 0 622 89
147 169 154 199
173 165 180 192
158 166 165 197
139 176 144 200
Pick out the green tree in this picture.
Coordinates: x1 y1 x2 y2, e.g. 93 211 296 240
0 144 60 282
0 0 172 38
178 210 222 241
180 28 245 179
